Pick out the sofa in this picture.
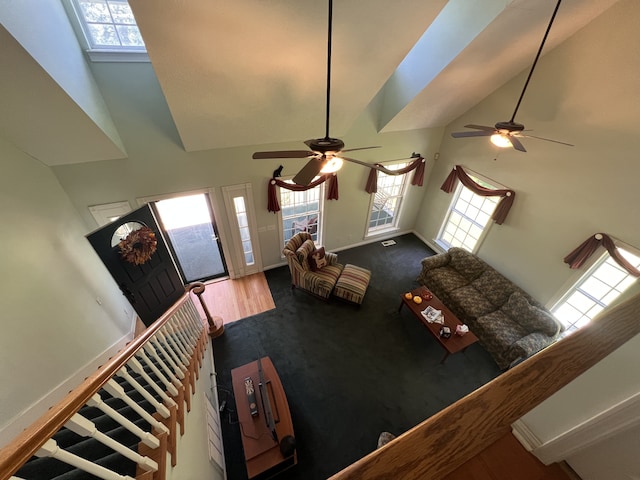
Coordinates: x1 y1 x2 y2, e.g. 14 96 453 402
283 232 344 300
417 247 562 369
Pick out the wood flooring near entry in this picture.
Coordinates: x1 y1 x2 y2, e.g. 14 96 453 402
190 272 275 325
444 432 579 480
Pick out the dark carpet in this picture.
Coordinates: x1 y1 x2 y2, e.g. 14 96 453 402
212 233 501 480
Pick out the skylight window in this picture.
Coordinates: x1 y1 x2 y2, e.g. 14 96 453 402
67 0 147 60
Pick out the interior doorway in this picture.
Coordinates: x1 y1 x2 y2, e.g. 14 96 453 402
151 193 228 283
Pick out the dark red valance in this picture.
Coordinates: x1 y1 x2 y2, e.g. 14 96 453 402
364 156 426 194
267 174 338 213
440 165 515 225
564 233 640 276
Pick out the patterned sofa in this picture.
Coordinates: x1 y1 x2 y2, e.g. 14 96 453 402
283 232 344 300
417 247 562 369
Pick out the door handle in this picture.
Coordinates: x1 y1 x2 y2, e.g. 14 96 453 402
119 283 136 304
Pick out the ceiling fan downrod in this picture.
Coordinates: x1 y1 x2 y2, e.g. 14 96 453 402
509 0 562 123
324 0 333 141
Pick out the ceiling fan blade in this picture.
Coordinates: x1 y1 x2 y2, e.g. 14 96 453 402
341 157 389 172
508 136 527 152
464 124 497 132
292 158 325 186
341 146 381 153
451 130 495 138
519 134 574 147
252 150 312 159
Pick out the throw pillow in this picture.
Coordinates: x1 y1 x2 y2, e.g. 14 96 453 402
501 291 559 336
309 247 327 271
296 239 316 271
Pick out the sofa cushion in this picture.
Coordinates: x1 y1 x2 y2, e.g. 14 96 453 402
501 292 559 336
449 285 496 319
296 239 316 271
426 268 469 292
477 311 529 349
471 269 515 307
449 248 487 281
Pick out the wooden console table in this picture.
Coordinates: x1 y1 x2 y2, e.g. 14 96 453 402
231 357 296 478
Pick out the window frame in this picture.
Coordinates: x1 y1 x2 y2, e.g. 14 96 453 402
64 0 150 62
365 162 410 237
435 173 504 253
277 179 325 251
550 245 640 334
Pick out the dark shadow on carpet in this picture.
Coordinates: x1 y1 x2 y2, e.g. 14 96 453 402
213 233 501 480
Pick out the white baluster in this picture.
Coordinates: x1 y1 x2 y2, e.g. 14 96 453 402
143 342 183 386
65 414 158 472
127 357 177 409
150 336 185 379
166 322 194 356
177 307 200 344
160 326 189 364
36 439 136 480
104 377 170 433
86 393 160 449
135 349 179 396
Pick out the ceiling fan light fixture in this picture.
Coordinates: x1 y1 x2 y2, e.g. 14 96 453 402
320 156 343 174
490 133 512 148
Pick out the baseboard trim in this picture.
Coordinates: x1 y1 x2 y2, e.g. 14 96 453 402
262 230 426 272
410 230 444 254
0 331 135 449
512 390 640 465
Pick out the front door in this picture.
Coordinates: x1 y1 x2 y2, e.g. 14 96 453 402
86 204 185 326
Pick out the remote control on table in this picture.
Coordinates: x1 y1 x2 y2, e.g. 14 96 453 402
244 377 259 417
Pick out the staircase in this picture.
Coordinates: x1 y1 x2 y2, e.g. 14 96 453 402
1 293 222 480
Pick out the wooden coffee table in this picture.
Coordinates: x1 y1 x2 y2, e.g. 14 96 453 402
398 286 478 363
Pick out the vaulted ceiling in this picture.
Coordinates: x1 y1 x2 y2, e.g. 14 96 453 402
0 0 621 166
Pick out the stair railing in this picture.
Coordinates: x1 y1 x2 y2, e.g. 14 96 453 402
0 288 209 480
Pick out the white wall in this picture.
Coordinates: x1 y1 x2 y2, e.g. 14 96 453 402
0 136 135 447
51 61 444 269
413 1 640 477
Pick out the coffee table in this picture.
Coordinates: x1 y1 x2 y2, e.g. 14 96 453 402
398 286 478 363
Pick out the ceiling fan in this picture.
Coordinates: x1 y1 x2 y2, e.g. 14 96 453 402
451 0 573 153
252 0 388 185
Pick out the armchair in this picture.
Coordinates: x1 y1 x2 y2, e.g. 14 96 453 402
283 232 344 300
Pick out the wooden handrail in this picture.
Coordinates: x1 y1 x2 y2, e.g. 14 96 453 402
0 290 200 480
330 292 640 479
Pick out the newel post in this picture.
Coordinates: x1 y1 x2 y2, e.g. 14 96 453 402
187 283 224 338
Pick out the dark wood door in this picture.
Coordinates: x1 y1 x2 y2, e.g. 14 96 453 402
86 204 185 326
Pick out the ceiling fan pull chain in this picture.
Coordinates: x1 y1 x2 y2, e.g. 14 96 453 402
509 0 562 123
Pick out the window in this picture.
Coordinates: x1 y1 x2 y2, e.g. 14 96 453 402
367 162 409 235
552 248 640 334
280 181 323 246
437 177 499 253
232 196 255 267
66 0 148 61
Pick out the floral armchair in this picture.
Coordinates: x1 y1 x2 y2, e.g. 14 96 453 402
283 232 344 300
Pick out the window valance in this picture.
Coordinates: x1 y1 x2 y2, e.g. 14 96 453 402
267 173 338 213
440 165 515 225
364 155 426 193
564 233 640 276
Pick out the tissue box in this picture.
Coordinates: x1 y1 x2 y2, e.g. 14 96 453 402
455 324 469 336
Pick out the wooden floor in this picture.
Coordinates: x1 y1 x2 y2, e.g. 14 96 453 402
443 432 580 480
190 272 276 325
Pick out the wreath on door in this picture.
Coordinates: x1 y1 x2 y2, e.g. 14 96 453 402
118 226 158 265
